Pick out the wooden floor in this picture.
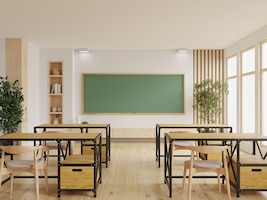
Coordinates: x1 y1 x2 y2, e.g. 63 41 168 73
1 142 267 200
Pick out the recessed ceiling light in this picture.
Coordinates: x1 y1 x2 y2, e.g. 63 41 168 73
177 48 189 53
78 48 89 53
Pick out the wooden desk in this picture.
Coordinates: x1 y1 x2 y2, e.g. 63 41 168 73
156 124 232 167
164 132 267 198
33 123 111 167
0 132 102 198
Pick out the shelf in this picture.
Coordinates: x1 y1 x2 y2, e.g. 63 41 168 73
49 61 63 124
50 112 63 115
50 75 63 78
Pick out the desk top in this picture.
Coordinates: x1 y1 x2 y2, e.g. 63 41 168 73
0 132 101 141
166 132 267 141
34 123 110 128
157 123 232 128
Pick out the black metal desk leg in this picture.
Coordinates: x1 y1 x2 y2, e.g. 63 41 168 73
236 140 240 197
157 127 161 168
33 128 37 146
164 135 167 183
169 140 173 197
57 140 61 198
164 135 173 197
109 125 111 161
106 127 108 162
107 126 111 162
155 125 158 161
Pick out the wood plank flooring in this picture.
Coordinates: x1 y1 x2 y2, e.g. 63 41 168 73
1 142 267 200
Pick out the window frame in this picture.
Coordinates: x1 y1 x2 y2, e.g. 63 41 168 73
240 46 256 133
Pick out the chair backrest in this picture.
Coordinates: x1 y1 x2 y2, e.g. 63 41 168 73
189 145 228 155
0 145 48 162
0 145 43 155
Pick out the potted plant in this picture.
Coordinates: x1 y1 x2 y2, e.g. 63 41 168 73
0 76 24 135
193 79 228 129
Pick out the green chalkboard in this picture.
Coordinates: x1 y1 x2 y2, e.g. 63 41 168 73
83 74 185 114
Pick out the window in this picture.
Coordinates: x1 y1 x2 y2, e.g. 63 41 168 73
226 39 267 149
261 41 267 145
242 48 255 73
226 56 237 132
241 48 255 133
227 56 237 77
262 42 267 69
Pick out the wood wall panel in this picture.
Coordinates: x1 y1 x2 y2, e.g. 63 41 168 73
5 38 28 132
193 49 225 124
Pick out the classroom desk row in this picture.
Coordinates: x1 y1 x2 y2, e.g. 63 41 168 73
34 123 111 167
155 123 232 167
164 131 267 198
0 131 102 198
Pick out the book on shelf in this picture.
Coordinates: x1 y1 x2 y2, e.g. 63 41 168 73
57 83 61 94
51 83 62 94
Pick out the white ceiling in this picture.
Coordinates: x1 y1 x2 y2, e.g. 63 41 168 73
1 0 267 49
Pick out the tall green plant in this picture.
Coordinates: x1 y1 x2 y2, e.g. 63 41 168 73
193 79 228 124
0 76 24 134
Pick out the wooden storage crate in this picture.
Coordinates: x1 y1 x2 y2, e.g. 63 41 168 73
228 154 267 190
199 140 226 160
82 139 106 163
60 154 96 189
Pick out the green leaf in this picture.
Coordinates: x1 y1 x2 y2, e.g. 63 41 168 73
0 76 24 134
193 79 229 124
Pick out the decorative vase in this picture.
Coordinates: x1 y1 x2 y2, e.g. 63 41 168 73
57 106 62 112
53 117 59 124
52 106 57 112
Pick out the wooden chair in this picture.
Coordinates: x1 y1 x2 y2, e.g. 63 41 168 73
42 130 71 160
44 140 69 160
171 131 198 159
0 145 49 200
182 145 231 200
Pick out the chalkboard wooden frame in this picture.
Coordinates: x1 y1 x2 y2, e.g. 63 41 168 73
82 74 185 114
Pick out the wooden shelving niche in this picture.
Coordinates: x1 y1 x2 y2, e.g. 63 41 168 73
49 61 63 124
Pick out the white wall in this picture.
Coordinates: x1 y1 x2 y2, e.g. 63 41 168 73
39 48 74 124
1 44 195 135
27 43 40 131
225 25 267 56
73 49 194 128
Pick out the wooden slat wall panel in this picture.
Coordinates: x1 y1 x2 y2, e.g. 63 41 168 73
5 38 28 132
193 49 225 124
